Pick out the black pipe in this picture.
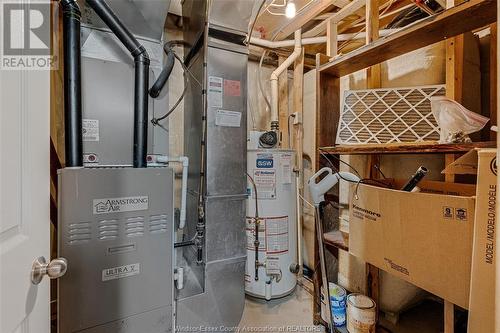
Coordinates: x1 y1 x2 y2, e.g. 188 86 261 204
174 240 195 248
85 0 150 168
61 0 82 167
149 47 174 98
401 166 428 192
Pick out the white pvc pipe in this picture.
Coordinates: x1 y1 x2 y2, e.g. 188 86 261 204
270 29 302 128
252 36 326 48
265 280 272 301
249 29 398 49
156 155 189 229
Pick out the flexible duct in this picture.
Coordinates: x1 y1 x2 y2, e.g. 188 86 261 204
86 0 150 168
61 0 83 167
149 46 175 98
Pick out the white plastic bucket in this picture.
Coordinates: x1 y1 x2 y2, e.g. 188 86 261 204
346 293 376 333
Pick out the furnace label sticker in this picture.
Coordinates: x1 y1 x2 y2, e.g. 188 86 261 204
82 119 99 142
208 76 223 108
253 169 276 199
215 110 242 127
93 196 149 214
265 216 289 254
102 263 140 282
224 79 241 96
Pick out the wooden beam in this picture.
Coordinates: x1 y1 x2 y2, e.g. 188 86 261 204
319 0 497 76
344 2 415 32
293 47 305 184
274 0 340 40
319 141 496 154
303 0 366 38
444 300 455 333
278 56 290 148
326 19 339 56
366 0 381 88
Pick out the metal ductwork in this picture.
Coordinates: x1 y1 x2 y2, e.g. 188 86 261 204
176 0 255 328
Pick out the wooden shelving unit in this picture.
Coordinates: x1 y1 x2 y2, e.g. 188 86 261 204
312 0 497 332
320 141 496 155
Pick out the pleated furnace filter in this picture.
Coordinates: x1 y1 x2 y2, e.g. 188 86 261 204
337 85 446 144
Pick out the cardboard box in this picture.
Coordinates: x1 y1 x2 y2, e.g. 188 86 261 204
349 181 475 309
468 149 497 333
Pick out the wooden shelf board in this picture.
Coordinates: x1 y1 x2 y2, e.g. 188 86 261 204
319 0 496 77
320 141 496 155
324 230 349 252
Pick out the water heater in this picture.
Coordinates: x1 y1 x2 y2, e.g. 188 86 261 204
246 149 297 299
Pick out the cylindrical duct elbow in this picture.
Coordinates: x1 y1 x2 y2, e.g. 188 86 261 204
61 0 83 167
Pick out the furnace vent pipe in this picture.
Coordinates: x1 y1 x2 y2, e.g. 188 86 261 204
86 0 151 168
61 0 83 167
270 29 302 132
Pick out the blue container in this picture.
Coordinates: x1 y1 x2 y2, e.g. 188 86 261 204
329 283 347 327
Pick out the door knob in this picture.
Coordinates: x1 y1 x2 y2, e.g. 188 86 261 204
31 256 68 285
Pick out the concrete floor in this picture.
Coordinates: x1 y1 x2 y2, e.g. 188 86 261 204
239 280 452 333
239 280 325 333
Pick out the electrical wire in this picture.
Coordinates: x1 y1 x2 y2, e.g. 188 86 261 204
338 0 396 52
318 150 390 201
299 193 315 209
319 148 361 177
152 41 202 125
255 0 316 120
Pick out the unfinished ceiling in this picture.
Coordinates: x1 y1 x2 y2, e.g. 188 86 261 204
251 0 442 58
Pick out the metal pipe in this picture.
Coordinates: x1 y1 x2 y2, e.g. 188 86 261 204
254 219 260 281
61 0 83 167
247 173 261 281
295 172 303 273
174 240 195 248
315 205 334 332
85 0 150 168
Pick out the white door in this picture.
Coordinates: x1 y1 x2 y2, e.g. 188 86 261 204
0 16 52 333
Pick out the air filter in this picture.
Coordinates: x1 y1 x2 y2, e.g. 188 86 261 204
337 85 445 145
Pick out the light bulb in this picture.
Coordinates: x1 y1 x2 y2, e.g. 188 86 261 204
285 0 296 18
